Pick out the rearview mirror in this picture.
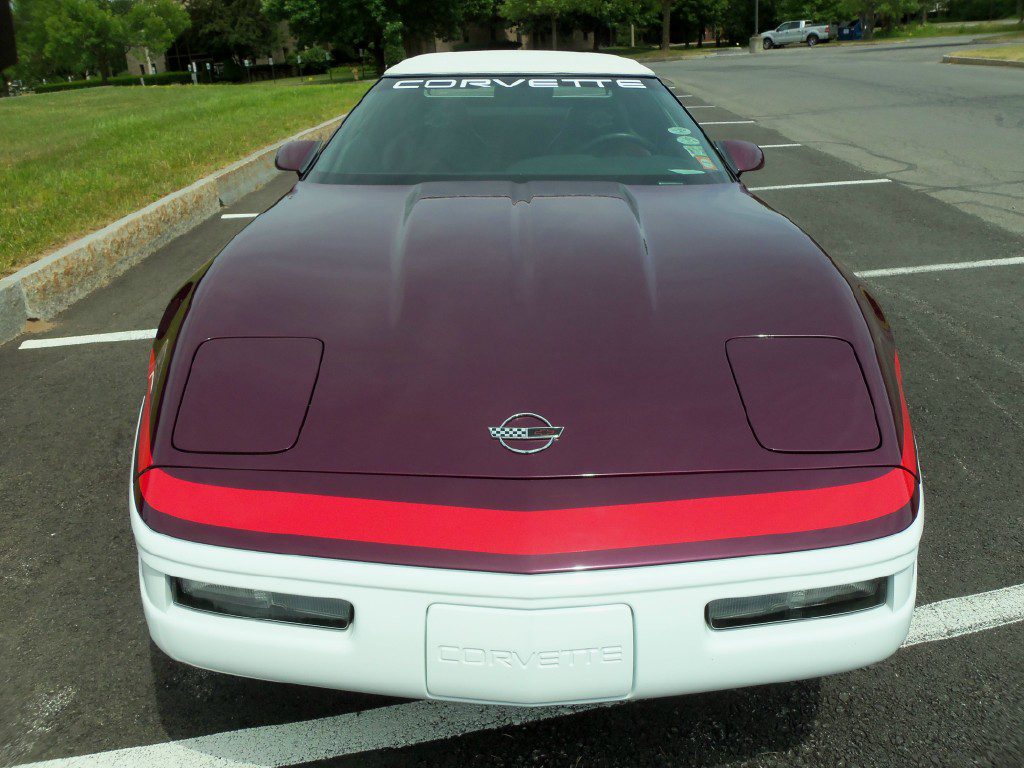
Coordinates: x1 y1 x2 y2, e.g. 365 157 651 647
718 140 765 176
275 140 322 174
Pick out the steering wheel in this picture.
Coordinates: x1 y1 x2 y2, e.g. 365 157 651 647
578 132 656 156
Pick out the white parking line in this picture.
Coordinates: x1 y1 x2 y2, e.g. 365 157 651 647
856 256 1024 278
699 120 756 125
904 582 1024 646
18 329 157 350
17 583 1024 768
748 179 892 191
676 93 695 97
221 213 260 219
19 702 605 768
686 105 718 109
760 143 802 148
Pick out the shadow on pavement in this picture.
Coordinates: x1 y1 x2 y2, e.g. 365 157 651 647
317 678 824 767
149 640 403 740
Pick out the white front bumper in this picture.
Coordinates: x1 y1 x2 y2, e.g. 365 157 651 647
133 493 922 706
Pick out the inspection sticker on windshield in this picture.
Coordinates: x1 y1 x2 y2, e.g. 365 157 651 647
676 136 700 145
667 127 692 135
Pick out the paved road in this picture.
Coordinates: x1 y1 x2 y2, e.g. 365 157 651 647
1 48 1023 768
656 37 1024 236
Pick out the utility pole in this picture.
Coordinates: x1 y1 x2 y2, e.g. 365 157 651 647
755 0 760 34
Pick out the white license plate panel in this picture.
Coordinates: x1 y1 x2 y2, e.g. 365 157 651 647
426 604 634 705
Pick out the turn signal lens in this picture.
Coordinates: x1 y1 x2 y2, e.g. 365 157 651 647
172 578 353 630
706 578 887 630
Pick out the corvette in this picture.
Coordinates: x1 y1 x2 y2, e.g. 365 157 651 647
131 50 922 706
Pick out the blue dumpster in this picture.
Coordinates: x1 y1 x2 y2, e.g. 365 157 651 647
839 20 863 40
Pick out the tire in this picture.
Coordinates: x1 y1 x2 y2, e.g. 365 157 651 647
807 34 819 46
762 37 774 49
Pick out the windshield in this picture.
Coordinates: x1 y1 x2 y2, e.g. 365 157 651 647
306 76 732 186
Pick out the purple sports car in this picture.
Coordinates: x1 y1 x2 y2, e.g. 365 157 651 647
131 50 921 705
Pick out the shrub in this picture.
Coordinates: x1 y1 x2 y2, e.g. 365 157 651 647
288 45 333 74
383 21 405 67
34 71 192 92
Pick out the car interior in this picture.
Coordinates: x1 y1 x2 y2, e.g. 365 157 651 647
308 79 730 184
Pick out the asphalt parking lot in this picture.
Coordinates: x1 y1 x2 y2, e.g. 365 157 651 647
1 39 1022 768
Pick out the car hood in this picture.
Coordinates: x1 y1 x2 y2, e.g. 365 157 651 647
151 180 902 478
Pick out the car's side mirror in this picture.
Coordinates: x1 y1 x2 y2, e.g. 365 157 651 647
718 140 765 176
275 140 322 174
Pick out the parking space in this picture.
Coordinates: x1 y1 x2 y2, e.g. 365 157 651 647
682 95 1024 607
2 49 1022 768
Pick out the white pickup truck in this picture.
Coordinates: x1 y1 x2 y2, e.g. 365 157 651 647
760 20 833 49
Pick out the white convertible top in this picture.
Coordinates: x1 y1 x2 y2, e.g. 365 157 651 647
384 50 655 77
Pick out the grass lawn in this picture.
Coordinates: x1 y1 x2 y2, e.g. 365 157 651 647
869 19 1023 40
253 65 379 88
607 44 746 61
0 80 371 276
952 42 1024 59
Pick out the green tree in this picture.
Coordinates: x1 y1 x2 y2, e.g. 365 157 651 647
566 0 647 49
11 0 188 84
502 0 571 48
126 0 188 73
264 0 488 71
9 0 56 82
180 0 280 64
382 18 403 65
43 0 126 81
837 0 916 38
502 0 642 49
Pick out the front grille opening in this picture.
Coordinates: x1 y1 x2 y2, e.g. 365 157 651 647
706 577 888 630
171 577 353 630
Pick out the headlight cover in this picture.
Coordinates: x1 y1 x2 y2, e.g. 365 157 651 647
173 336 323 454
706 577 887 629
727 335 881 453
172 578 353 630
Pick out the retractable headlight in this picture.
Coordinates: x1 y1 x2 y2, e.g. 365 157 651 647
706 577 887 630
172 578 353 630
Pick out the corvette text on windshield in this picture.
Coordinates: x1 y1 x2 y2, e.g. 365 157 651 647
391 78 649 89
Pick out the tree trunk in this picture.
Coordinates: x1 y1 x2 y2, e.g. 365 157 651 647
660 0 672 50
863 8 874 40
372 27 385 73
551 15 557 50
920 3 926 24
1018 0 1022 22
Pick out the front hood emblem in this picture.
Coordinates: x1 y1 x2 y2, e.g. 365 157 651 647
489 413 564 454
